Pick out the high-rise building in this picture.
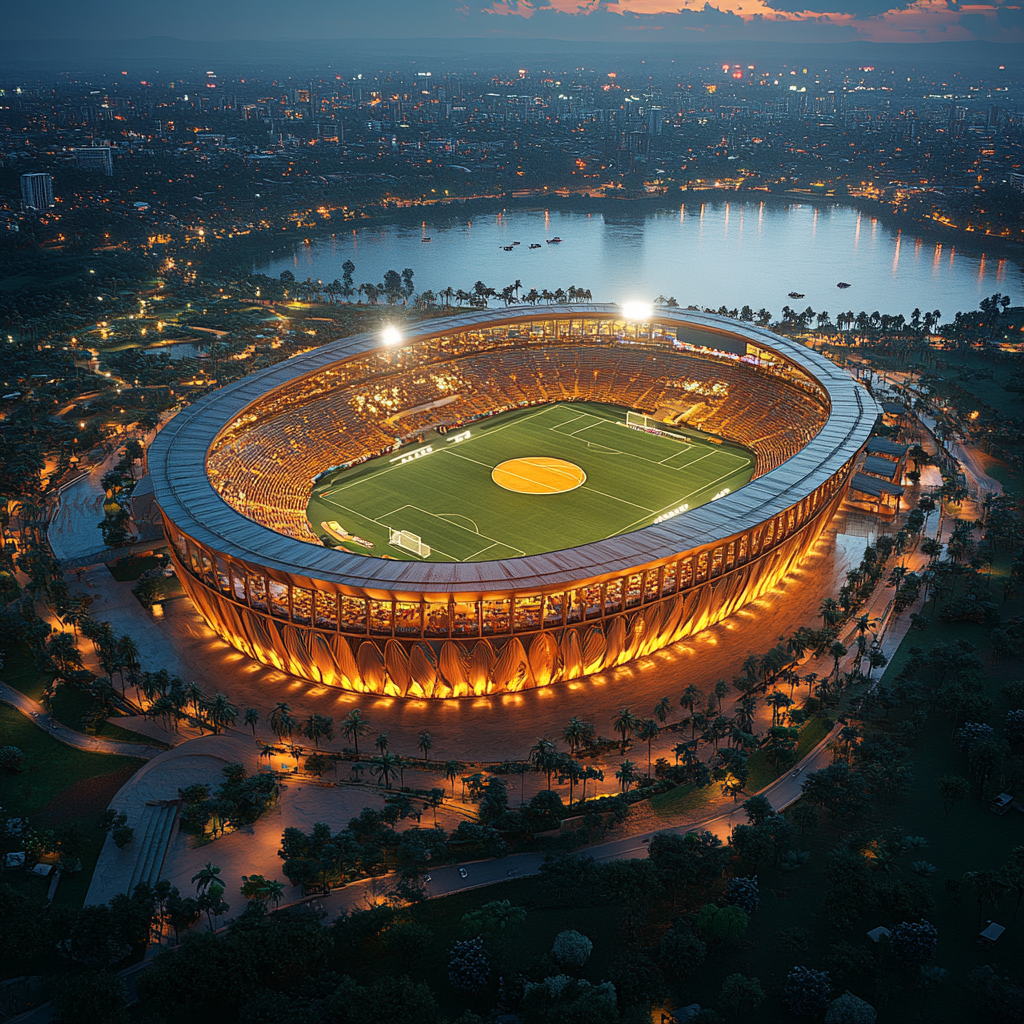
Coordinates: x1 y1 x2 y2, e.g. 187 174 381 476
75 146 113 175
20 172 54 212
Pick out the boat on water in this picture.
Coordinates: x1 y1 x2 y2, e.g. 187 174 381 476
512 241 521 245
529 243 542 249
546 237 563 244
837 282 851 289
421 237 432 242
788 291 805 299
502 245 515 251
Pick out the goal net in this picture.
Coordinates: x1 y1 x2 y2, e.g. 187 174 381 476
626 410 658 430
389 528 431 558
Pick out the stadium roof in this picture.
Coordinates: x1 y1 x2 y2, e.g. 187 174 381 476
149 305 880 598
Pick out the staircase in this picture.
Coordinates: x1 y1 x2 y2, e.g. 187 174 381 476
126 800 180 893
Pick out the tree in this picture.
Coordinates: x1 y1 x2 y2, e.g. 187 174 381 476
341 708 370 754
722 876 760 914
268 702 297 743
612 706 640 752
371 752 400 789
444 759 460 796
782 966 832 1018
694 903 749 943
637 718 660 777
615 760 638 792
563 715 594 754
51 970 128 1024
938 773 970 814
825 993 877 1024
191 862 222 894
302 713 334 749
447 937 490 993
205 692 238 734
657 922 707 983
417 731 432 760
243 707 259 739
654 696 672 724
719 973 764 1019
552 928 593 967
888 919 937 965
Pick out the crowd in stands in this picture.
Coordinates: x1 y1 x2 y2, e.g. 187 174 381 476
206 326 829 543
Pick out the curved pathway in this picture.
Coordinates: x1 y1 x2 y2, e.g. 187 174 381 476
0 681 166 759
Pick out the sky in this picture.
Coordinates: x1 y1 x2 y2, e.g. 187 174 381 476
4 0 1022 46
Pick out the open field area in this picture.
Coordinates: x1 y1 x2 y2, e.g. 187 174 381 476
307 402 755 562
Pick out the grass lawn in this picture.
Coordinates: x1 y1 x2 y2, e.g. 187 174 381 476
745 715 833 794
106 552 164 582
307 402 754 562
1 642 169 749
649 781 715 819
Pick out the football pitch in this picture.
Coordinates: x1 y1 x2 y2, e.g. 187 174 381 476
306 403 755 563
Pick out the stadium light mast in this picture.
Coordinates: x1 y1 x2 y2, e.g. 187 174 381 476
381 326 403 346
621 302 652 321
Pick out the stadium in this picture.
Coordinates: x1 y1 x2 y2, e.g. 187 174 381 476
149 304 878 699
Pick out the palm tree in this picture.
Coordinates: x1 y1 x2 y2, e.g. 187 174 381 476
269 702 297 744
205 692 238 734
244 707 260 739
417 731 433 760
819 597 841 628
615 760 638 792
581 765 604 803
654 696 671 725
612 707 640 753
679 684 700 720
636 718 660 777
302 713 334 749
563 715 593 754
371 752 400 789
444 759 460 796
530 737 561 790
260 877 285 909
191 862 222 894
375 732 389 755
340 708 370 754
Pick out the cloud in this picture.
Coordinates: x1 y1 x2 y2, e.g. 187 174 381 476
760 0 914 16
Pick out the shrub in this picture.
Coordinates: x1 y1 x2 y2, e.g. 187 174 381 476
888 920 937 965
824 993 877 1024
694 903 749 943
51 970 128 1024
719 973 764 1018
0 746 24 773
782 966 832 1018
551 929 593 968
722 875 760 914
657 922 707 982
447 937 490 993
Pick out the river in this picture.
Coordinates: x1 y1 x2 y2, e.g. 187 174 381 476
261 201 1020 319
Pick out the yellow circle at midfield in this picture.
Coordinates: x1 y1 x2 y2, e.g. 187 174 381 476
492 457 587 495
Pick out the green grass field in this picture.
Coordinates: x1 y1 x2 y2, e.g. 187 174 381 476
307 402 755 562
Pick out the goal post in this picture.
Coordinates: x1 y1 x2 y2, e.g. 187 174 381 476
626 410 658 430
389 528 431 558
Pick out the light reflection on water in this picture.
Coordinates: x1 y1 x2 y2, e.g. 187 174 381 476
261 203 1020 318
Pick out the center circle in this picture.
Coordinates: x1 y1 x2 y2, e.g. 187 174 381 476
491 457 587 495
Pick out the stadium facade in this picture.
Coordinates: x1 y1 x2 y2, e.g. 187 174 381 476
149 305 878 699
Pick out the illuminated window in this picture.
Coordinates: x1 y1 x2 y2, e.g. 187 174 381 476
248 574 268 612
663 563 679 596
725 542 735 571
737 535 748 564
514 595 542 632
396 601 422 637
215 557 231 596
547 592 568 627
582 583 603 619
315 591 338 630
292 587 312 626
424 601 450 637
710 547 724 578
452 600 479 637
482 599 509 635
340 596 367 632
369 599 393 635
625 573 643 609
269 580 289 619
644 570 661 602
678 559 694 589
605 579 623 614
231 567 246 603
696 552 709 583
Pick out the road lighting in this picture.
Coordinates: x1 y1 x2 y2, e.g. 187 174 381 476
381 326 402 346
621 302 652 321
